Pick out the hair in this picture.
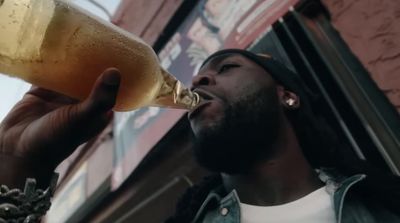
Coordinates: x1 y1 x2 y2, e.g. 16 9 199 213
165 53 400 222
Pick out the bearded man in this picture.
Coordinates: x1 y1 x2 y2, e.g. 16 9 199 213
1 49 399 223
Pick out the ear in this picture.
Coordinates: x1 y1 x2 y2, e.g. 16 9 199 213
276 86 300 110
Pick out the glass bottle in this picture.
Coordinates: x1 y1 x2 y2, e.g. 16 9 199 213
0 0 200 111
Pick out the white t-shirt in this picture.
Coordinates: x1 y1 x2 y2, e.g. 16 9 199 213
239 186 336 223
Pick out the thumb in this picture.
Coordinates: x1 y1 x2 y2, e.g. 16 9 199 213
71 68 121 139
38 69 121 164
81 68 121 114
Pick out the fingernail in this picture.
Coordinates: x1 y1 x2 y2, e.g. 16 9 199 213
102 69 121 86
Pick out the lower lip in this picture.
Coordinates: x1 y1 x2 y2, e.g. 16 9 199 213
188 101 212 119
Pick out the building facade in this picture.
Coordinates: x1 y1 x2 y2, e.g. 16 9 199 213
46 1 400 222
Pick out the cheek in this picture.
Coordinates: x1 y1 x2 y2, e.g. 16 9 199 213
225 82 263 104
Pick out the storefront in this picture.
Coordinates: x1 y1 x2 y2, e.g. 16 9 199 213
46 1 400 222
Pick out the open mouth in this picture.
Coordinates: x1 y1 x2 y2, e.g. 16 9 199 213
194 89 214 101
188 89 215 119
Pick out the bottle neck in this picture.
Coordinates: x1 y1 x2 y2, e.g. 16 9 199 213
150 68 200 110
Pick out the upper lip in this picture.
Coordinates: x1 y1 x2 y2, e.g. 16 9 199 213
193 88 215 101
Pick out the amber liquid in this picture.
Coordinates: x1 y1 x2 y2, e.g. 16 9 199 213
0 0 199 111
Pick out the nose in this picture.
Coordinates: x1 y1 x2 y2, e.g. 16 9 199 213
191 73 216 88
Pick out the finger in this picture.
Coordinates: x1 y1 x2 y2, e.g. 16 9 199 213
26 87 79 104
36 69 121 162
26 86 58 97
57 68 121 144
81 68 121 114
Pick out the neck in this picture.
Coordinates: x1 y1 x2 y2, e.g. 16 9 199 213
222 118 324 206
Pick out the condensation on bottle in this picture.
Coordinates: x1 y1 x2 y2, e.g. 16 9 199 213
0 0 200 111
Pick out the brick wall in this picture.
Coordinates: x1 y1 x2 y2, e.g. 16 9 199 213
322 0 400 113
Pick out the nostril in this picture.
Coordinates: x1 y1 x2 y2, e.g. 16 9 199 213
192 74 214 87
199 76 210 85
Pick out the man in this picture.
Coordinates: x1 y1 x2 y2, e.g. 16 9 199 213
0 49 399 222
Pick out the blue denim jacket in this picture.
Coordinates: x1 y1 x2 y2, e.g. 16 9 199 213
191 173 400 223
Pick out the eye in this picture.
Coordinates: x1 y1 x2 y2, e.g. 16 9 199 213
218 63 240 74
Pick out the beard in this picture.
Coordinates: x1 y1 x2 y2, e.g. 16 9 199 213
192 86 282 174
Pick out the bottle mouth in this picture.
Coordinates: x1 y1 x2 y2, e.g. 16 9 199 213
191 91 201 108
150 69 201 110
173 88 201 110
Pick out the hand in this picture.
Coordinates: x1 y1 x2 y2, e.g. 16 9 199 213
0 68 121 188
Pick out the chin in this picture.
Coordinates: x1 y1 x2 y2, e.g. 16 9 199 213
190 109 225 137
191 117 222 138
